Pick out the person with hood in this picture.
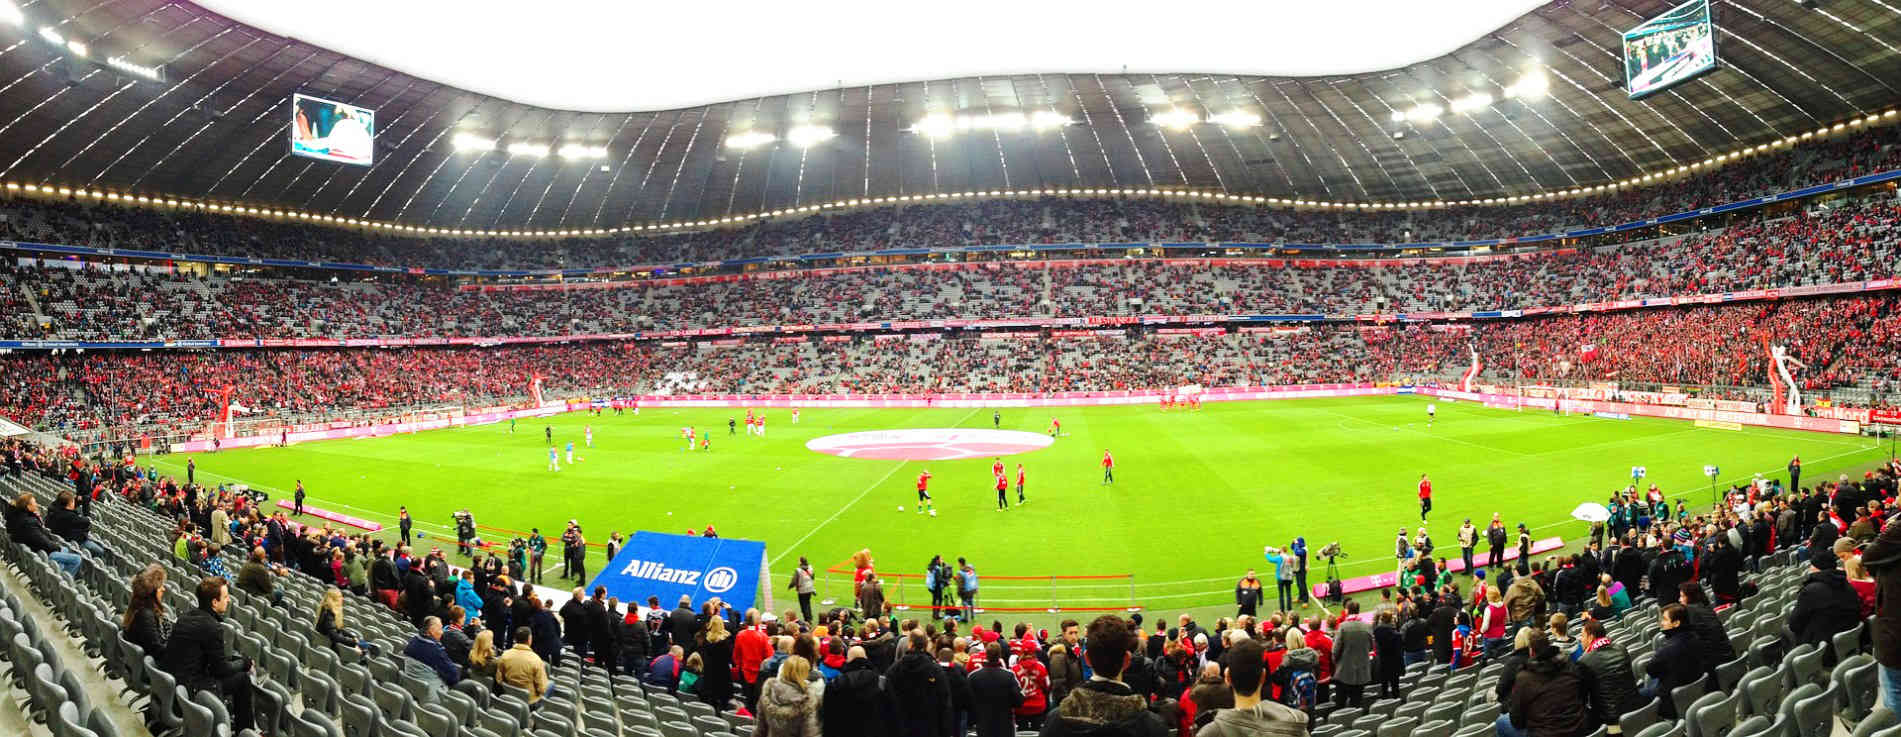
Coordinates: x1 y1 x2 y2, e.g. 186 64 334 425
1275 629 1321 712
887 631 953 737
1641 605 1703 719
1196 637 1308 737
1499 631 1592 737
1575 620 1642 733
454 571 484 626
1698 530 1744 603
1041 615 1168 737
1646 545 1689 602
1330 600 1373 708
821 645 889 737
968 641 1021 737
758 654 822 737
1786 552 1864 652
1291 538 1312 607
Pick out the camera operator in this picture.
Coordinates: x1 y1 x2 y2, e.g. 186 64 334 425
454 509 476 556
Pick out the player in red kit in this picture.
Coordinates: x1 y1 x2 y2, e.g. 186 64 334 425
994 472 1009 510
1101 449 1115 486
1015 463 1027 504
1418 473 1433 522
992 458 1004 479
1048 417 1061 437
915 470 935 515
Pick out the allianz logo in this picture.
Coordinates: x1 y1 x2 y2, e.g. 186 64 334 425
618 560 739 593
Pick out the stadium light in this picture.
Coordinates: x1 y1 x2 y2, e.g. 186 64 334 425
1210 111 1262 128
0 1 21 26
107 56 162 81
1152 108 1200 130
1449 93 1493 114
1404 103 1443 123
37 26 61 45
725 130 776 150
787 124 834 147
1029 111 1071 131
1389 110 1406 123
66 39 86 57
1504 72 1548 100
912 113 955 139
557 144 608 160
452 132 496 152
507 141 549 157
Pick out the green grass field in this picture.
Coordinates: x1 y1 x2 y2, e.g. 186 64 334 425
156 396 1889 624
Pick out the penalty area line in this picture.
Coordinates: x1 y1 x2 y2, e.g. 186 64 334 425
769 461 907 568
769 406 979 566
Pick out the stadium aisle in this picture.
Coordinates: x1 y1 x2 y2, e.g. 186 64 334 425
0 563 153 737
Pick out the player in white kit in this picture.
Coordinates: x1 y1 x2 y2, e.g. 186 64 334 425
1426 402 1437 426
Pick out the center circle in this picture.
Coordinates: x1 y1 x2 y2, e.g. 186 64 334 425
805 428 1056 461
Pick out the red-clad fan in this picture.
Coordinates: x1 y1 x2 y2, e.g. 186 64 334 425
1101 449 1115 486
1012 640 1051 728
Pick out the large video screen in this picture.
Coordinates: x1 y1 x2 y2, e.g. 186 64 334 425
289 93 375 165
1623 0 1717 100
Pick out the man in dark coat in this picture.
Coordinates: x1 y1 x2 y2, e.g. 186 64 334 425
938 646 974 737
560 588 591 659
1501 631 1592 737
46 490 100 555
886 632 953 737
162 577 255 730
1699 533 1744 603
1786 554 1864 651
968 642 1021 737
1647 546 1690 603
1642 605 1703 719
590 593 621 675
820 646 890 737
1810 511 1841 563
1613 540 1647 598
669 596 699 656
1429 596 1459 665
1576 619 1643 733
1331 601 1374 708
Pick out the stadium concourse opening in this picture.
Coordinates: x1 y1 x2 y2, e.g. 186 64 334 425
803 428 1055 460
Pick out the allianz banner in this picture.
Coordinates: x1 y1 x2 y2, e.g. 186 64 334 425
587 532 768 613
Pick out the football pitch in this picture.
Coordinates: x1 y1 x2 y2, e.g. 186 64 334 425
156 396 1890 623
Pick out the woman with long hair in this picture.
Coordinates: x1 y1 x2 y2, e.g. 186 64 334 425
757 655 821 737
467 630 499 682
122 564 170 654
315 587 363 654
696 617 735 711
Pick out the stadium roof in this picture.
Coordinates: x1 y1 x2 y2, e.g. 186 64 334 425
0 0 1896 232
188 0 1551 113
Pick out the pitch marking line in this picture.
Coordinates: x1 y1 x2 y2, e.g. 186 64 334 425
769 407 980 566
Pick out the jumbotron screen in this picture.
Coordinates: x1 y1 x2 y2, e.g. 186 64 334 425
1622 0 1717 100
289 93 375 166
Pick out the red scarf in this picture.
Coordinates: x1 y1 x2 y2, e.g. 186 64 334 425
1585 636 1614 653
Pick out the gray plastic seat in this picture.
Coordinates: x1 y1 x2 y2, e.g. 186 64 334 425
1837 655 1878 724
1789 682 1840 737
1460 704 1496 728
143 658 187 734
1785 645 1826 691
1451 723 1494 737
1738 667 1784 718
293 711 344 737
1377 716 1421 737
1634 722 1684 737
1729 716 1775 737
1313 726 1347 737
443 689 481 727
338 695 378 737
482 707 524 737
695 715 731 735
1684 690 1741 737
373 681 418 722
1415 718 1457 737
179 687 230 737
1620 697 1664 737
658 720 698 737
415 704 460 737
83 708 123 737
493 693 532 727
